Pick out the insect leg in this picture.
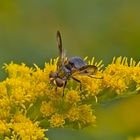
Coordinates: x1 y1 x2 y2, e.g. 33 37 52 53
55 86 57 92
62 81 67 96
72 76 82 90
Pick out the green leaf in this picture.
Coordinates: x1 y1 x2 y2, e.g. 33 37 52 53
39 119 50 129
46 128 94 140
26 97 42 120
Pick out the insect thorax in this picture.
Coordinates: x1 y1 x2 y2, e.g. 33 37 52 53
67 56 87 69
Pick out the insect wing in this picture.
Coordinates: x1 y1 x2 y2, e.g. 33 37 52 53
56 30 65 71
72 65 97 76
56 31 63 58
79 65 97 75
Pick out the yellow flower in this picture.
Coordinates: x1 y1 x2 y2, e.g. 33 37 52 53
0 120 10 134
65 90 81 104
32 64 48 82
67 106 79 122
10 114 47 140
0 109 10 120
44 58 58 80
0 56 139 139
103 57 133 94
4 62 32 79
79 74 103 98
49 113 65 128
0 98 10 108
40 101 55 117
87 57 104 71
79 105 96 125
130 62 140 91
0 97 11 120
11 113 28 123
0 82 7 97
5 78 35 105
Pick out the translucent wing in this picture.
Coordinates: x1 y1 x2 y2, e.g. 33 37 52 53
72 65 98 76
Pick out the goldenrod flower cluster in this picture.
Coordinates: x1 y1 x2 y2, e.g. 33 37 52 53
4 114 47 140
0 56 139 139
103 57 140 94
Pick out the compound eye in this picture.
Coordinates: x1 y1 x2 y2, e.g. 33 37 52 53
49 72 58 84
55 78 64 87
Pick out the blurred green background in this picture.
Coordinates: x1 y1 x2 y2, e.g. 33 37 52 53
0 0 139 68
0 0 140 140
